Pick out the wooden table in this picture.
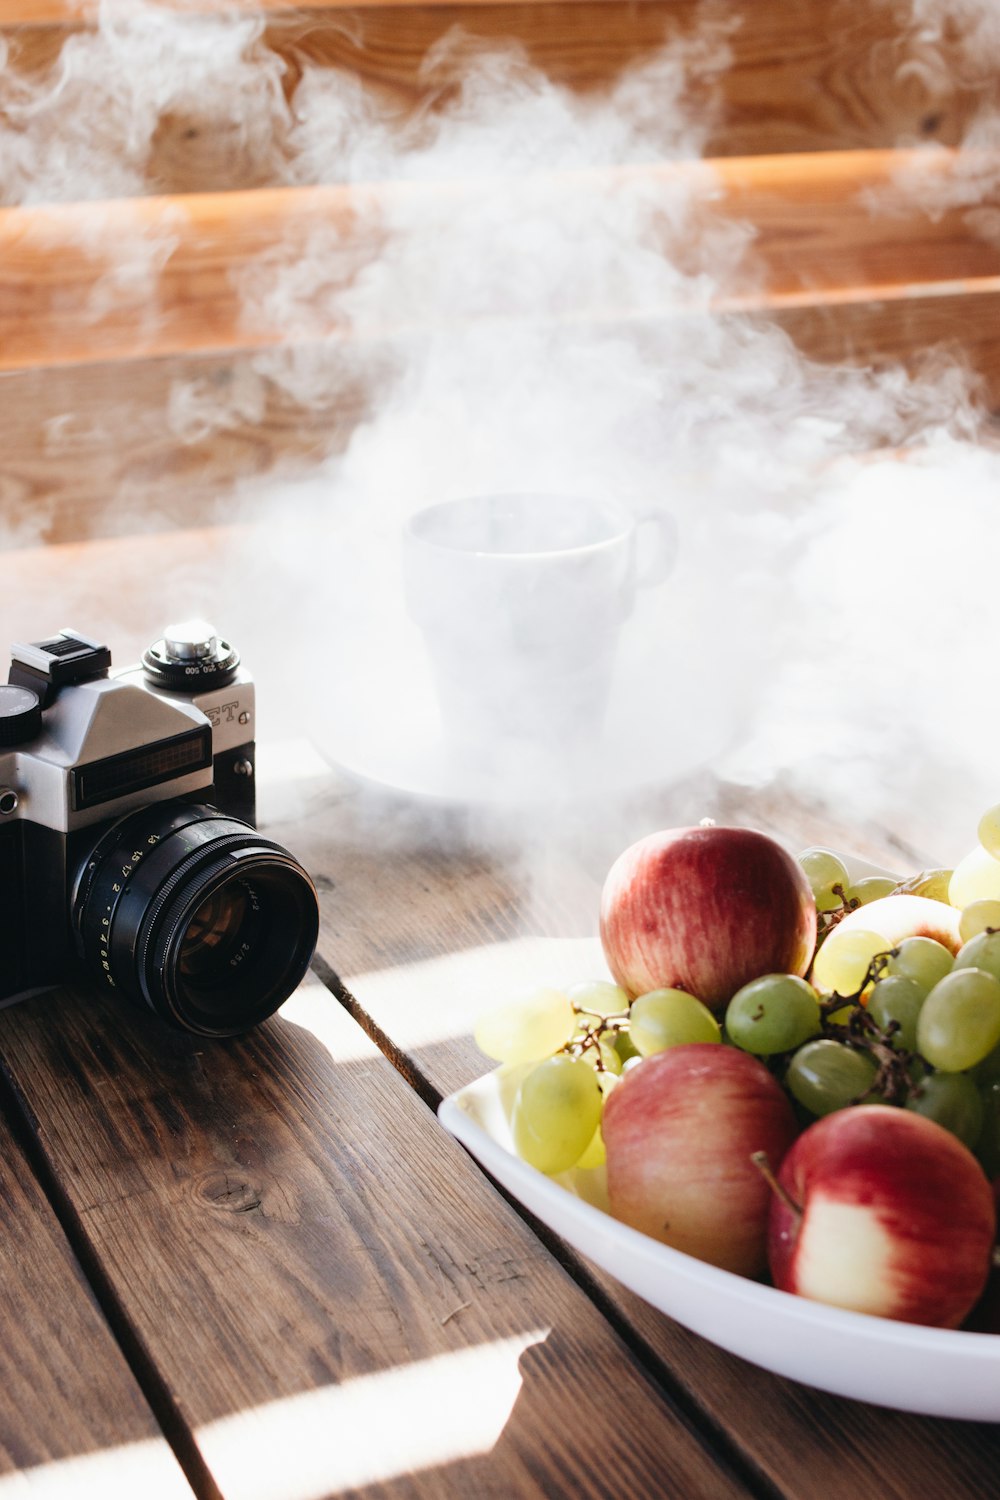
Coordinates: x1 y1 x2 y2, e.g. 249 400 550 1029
1 748 998 1500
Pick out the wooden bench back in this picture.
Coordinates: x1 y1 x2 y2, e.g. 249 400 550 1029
1 1 998 544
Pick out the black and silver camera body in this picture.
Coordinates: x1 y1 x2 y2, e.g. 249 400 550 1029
0 623 319 1037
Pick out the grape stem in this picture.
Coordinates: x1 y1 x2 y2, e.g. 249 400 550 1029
564 1008 631 1071
816 950 922 1104
751 1151 803 1219
814 884 862 949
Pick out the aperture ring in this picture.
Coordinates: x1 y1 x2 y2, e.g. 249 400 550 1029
74 803 221 994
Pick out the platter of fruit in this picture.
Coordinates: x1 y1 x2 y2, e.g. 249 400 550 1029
438 818 1000 1419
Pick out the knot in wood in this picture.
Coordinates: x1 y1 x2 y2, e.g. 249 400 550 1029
194 1170 263 1214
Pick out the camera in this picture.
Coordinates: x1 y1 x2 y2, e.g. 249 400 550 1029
0 622 319 1037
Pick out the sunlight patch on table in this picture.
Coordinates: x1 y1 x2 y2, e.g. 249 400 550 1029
279 978 384 1061
255 738 336 826
0 1439 191 1499
197 1329 550 1498
340 935 608 1052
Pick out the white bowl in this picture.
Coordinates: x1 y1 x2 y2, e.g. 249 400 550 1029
439 1065 1000 1420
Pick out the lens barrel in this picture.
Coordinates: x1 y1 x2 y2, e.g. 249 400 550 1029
74 803 319 1036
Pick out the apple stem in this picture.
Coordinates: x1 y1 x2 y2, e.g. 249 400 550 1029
751 1151 803 1220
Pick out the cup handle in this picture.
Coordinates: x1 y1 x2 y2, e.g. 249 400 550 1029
634 511 679 589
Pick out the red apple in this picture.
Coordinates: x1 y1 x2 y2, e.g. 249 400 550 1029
766 1106 996 1328
602 1043 799 1276
600 825 816 1011
964 1178 1000 1332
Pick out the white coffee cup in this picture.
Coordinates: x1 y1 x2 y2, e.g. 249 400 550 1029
402 492 678 757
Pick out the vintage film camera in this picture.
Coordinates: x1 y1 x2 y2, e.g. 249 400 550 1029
0 623 319 1036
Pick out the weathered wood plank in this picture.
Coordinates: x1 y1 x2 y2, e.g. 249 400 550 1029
0 971 754 1499
0 346 372 545
762 281 1000 412
0 1087 194 1495
4 273 1000 551
274 772 1000 1500
1 0 992 191
1 151 997 372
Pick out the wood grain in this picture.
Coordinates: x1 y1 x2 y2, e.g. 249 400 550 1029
0 5 997 547
762 281 1000 411
4 284 1000 550
267 771 1000 1500
0 1088 193 1494
1 151 998 372
1 0 992 181
0 345 374 545
0 973 755 1499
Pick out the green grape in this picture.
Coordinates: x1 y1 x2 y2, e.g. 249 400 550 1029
976 1080 1000 1178
575 1072 619 1169
597 1069 619 1100
575 1125 606 1170
629 988 721 1056
474 986 576 1065
614 1028 640 1066
594 1037 624 1075
511 1055 603 1174
724 973 820 1056
811 927 887 996
786 1039 878 1115
566 980 630 1018
949 845 1000 908
883 936 953 994
905 1071 984 1150
565 1006 624 1074
959 899 1000 944
971 1039 1000 1084
953 929 1000 985
866 975 925 1052
846 875 898 906
916 967 1000 1072
798 847 851 912
978 802 1000 860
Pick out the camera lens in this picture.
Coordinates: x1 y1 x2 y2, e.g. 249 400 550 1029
179 885 253 981
74 803 320 1036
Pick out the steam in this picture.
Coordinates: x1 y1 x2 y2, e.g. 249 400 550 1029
4 0 1000 865
0 1 289 203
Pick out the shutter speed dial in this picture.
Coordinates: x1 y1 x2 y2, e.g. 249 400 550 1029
142 620 240 693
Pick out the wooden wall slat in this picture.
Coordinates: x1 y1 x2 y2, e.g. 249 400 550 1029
0 347 373 545
3 285 1000 550
2 4 998 548
2 0 994 195
1 150 997 373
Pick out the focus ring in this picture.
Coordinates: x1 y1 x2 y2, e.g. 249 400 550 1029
73 802 319 1035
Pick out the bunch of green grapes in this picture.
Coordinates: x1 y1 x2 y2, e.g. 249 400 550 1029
473 820 1000 1180
474 941 1000 1178
789 841 1000 1170
473 978 722 1175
